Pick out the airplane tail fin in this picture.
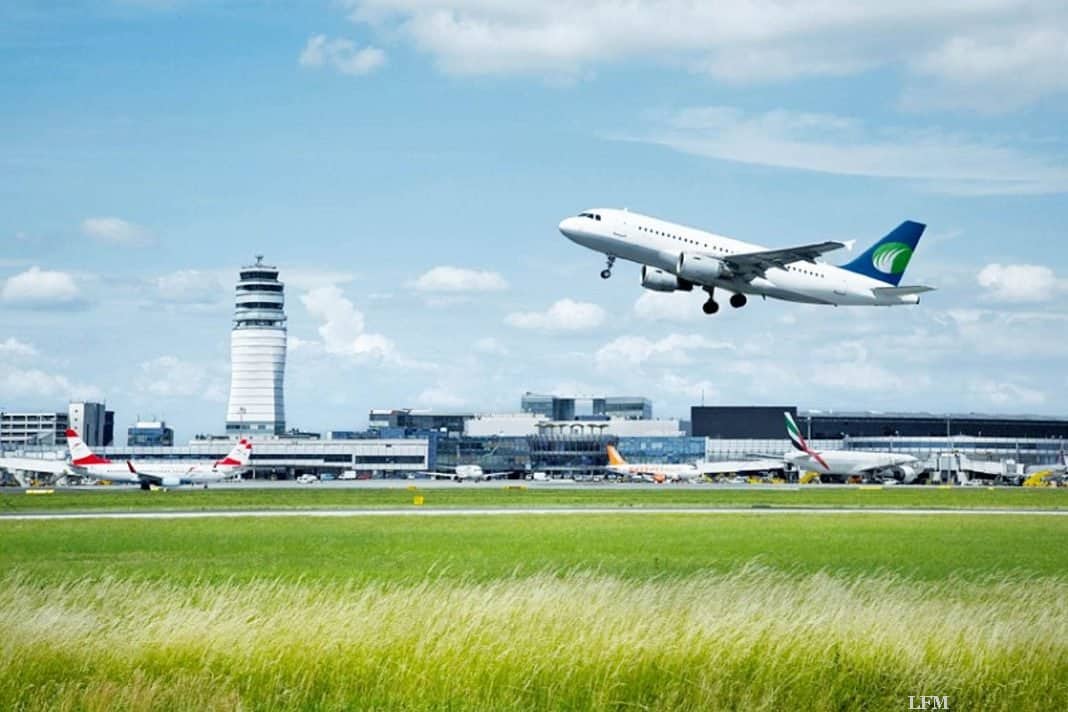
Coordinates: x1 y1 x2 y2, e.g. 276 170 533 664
840 220 926 286
606 445 626 466
784 413 829 471
66 428 111 466
216 438 251 467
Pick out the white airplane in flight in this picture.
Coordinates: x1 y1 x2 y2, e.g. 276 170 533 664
558 209 933 314
66 429 252 489
784 413 920 482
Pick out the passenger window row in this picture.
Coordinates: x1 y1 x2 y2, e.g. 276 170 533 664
639 224 728 253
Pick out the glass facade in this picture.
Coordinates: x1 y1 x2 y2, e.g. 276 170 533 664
127 423 175 447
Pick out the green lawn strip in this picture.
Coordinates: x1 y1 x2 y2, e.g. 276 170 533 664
2 485 1067 513
2 513 1065 584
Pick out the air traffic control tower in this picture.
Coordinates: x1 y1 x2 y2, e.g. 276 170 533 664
226 255 286 436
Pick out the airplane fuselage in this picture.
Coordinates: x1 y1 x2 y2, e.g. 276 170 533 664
559 209 922 307
787 449 918 476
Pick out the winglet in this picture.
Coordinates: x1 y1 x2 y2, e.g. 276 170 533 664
126 461 137 474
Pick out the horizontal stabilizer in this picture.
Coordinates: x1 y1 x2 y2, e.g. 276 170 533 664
872 285 935 296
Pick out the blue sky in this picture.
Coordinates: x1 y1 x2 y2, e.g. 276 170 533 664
2 1 1067 440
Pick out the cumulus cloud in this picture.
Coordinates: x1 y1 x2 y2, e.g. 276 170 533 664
473 336 509 355
415 386 466 409
634 106 1068 195
977 263 1064 302
155 269 226 305
342 1 1068 107
505 299 605 331
412 266 508 292
300 285 398 360
0 367 102 402
81 217 153 246
299 34 386 75
1 266 83 308
633 290 705 322
595 334 732 369
969 379 1046 407
137 355 227 402
0 337 37 358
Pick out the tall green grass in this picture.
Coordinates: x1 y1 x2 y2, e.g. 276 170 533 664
2 568 1065 710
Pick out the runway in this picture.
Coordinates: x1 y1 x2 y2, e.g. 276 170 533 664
3 506 1066 521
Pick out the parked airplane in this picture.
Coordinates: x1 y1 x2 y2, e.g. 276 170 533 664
606 445 783 483
428 464 513 481
66 429 252 489
784 413 920 482
558 209 933 314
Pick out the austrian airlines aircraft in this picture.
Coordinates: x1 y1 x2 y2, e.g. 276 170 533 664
66 429 252 489
558 209 933 314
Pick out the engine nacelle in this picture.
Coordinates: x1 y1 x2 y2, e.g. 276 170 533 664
640 266 693 292
676 253 727 283
161 476 181 488
898 465 918 484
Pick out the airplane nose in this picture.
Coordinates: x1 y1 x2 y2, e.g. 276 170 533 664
558 217 580 240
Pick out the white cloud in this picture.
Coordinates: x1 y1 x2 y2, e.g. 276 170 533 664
977 263 1063 302
634 106 1068 195
907 27 1068 111
137 355 227 401
633 290 704 322
0 367 101 402
81 217 153 246
969 379 1046 407
343 1 1068 106
412 266 508 292
299 34 386 76
505 299 605 331
595 333 732 369
285 268 357 290
155 270 226 305
0 337 37 358
415 386 466 409
473 336 509 355
300 285 398 360
1 266 83 308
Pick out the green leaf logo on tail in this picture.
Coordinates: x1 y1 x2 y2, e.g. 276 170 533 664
871 243 913 275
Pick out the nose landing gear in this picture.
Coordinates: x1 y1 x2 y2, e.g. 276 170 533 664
729 293 747 309
600 255 616 279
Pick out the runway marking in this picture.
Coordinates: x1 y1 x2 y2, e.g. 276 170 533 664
1 507 1066 521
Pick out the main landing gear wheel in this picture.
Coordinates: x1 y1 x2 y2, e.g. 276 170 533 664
702 287 719 315
600 255 616 279
730 293 747 308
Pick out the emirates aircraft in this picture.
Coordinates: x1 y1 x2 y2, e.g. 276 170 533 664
784 413 920 482
66 429 252 489
558 209 933 314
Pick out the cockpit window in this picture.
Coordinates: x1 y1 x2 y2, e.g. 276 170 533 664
578 212 602 221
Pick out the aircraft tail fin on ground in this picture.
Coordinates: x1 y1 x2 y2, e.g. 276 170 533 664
65 428 111 466
784 413 830 471
840 221 926 286
216 438 252 467
606 445 626 466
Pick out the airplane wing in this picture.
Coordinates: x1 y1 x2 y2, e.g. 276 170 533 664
725 241 846 281
872 285 935 296
699 460 787 475
0 457 71 475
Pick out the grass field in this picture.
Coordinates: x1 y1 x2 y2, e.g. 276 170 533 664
2 483 1067 513
1 512 1067 710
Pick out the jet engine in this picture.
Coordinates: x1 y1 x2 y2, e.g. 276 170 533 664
898 465 918 484
640 266 693 292
676 253 728 283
